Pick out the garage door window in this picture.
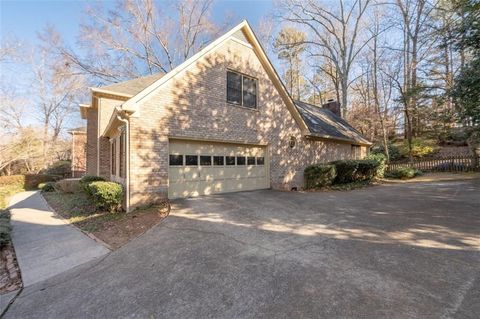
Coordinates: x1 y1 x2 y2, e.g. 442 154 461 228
200 155 212 166
236 156 246 165
226 156 235 165
257 157 264 165
213 156 224 165
169 155 183 166
185 155 198 166
247 156 255 165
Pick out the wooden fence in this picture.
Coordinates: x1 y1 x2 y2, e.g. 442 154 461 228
387 155 480 172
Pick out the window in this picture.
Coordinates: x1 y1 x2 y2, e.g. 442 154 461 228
227 71 257 108
213 156 224 166
226 156 235 165
111 141 116 175
227 71 242 105
247 156 255 165
185 155 198 166
119 130 126 177
169 155 183 166
236 156 246 165
256 157 264 165
243 76 257 108
200 155 212 166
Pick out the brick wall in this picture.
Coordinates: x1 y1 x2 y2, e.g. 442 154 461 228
86 107 98 175
71 132 87 177
127 38 355 207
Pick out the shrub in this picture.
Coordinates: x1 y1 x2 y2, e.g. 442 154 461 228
355 160 381 181
0 175 25 187
40 182 56 192
366 153 387 178
80 175 106 194
330 160 359 184
87 181 123 212
400 138 438 158
385 167 422 179
304 164 336 189
0 210 12 247
56 179 81 193
371 144 401 160
43 160 71 177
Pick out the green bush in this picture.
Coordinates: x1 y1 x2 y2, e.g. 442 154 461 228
304 164 336 189
400 138 438 158
80 175 106 194
87 181 123 212
371 144 401 160
355 160 381 181
43 160 71 177
39 182 56 192
385 167 422 179
330 160 359 184
0 210 12 247
366 153 387 178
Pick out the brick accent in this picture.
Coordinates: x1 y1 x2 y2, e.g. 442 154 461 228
86 107 98 175
71 132 87 177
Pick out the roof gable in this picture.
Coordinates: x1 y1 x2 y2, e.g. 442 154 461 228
120 21 309 133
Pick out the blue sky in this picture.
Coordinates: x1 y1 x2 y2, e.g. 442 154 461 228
1 0 274 46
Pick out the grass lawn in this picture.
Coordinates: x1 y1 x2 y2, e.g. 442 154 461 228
0 184 25 210
42 191 170 249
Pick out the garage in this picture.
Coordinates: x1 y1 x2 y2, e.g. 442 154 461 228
168 139 269 199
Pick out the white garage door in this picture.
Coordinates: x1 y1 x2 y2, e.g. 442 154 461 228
168 139 269 199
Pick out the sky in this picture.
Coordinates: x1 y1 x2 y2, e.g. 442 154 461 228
0 0 274 47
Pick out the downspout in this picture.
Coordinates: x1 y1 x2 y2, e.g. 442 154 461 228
117 114 130 213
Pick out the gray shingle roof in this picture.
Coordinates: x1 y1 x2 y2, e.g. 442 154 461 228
99 73 164 96
294 100 371 145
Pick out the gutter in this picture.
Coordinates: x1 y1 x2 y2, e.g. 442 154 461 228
116 114 131 213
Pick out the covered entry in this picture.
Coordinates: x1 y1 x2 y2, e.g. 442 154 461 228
168 139 269 199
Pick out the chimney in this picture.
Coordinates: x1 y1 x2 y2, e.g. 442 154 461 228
322 99 341 117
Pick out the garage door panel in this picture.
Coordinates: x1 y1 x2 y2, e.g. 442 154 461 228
169 140 268 199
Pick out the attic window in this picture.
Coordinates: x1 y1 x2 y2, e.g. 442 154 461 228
227 71 257 108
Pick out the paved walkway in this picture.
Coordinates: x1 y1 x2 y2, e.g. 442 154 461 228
8 191 109 287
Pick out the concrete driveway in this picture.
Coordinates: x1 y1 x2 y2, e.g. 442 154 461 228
5 179 480 318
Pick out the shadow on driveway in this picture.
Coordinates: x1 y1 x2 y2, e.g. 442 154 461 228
5 180 480 319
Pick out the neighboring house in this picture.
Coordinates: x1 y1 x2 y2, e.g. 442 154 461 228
79 21 371 212
68 127 87 178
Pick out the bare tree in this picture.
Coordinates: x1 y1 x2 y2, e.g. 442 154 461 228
47 0 225 84
281 0 372 117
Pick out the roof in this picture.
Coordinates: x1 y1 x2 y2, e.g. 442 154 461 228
294 101 371 145
96 73 164 97
68 127 86 134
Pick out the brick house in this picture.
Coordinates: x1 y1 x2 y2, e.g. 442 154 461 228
79 21 371 212
68 127 87 178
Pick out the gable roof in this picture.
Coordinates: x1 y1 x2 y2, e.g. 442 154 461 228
119 20 309 133
295 101 371 145
93 73 164 97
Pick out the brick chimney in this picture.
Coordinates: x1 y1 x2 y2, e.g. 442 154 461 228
322 99 341 117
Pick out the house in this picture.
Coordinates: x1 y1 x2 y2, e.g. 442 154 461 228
79 21 371 212
68 127 87 178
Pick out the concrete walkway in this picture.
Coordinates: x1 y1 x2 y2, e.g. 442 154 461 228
8 191 109 287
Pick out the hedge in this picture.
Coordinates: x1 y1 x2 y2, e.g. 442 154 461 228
304 164 336 189
0 174 60 189
80 175 106 194
39 182 56 192
355 159 381 181
385 167 422 179
87 181 123 212
366 153 386 178
329 160 359 184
